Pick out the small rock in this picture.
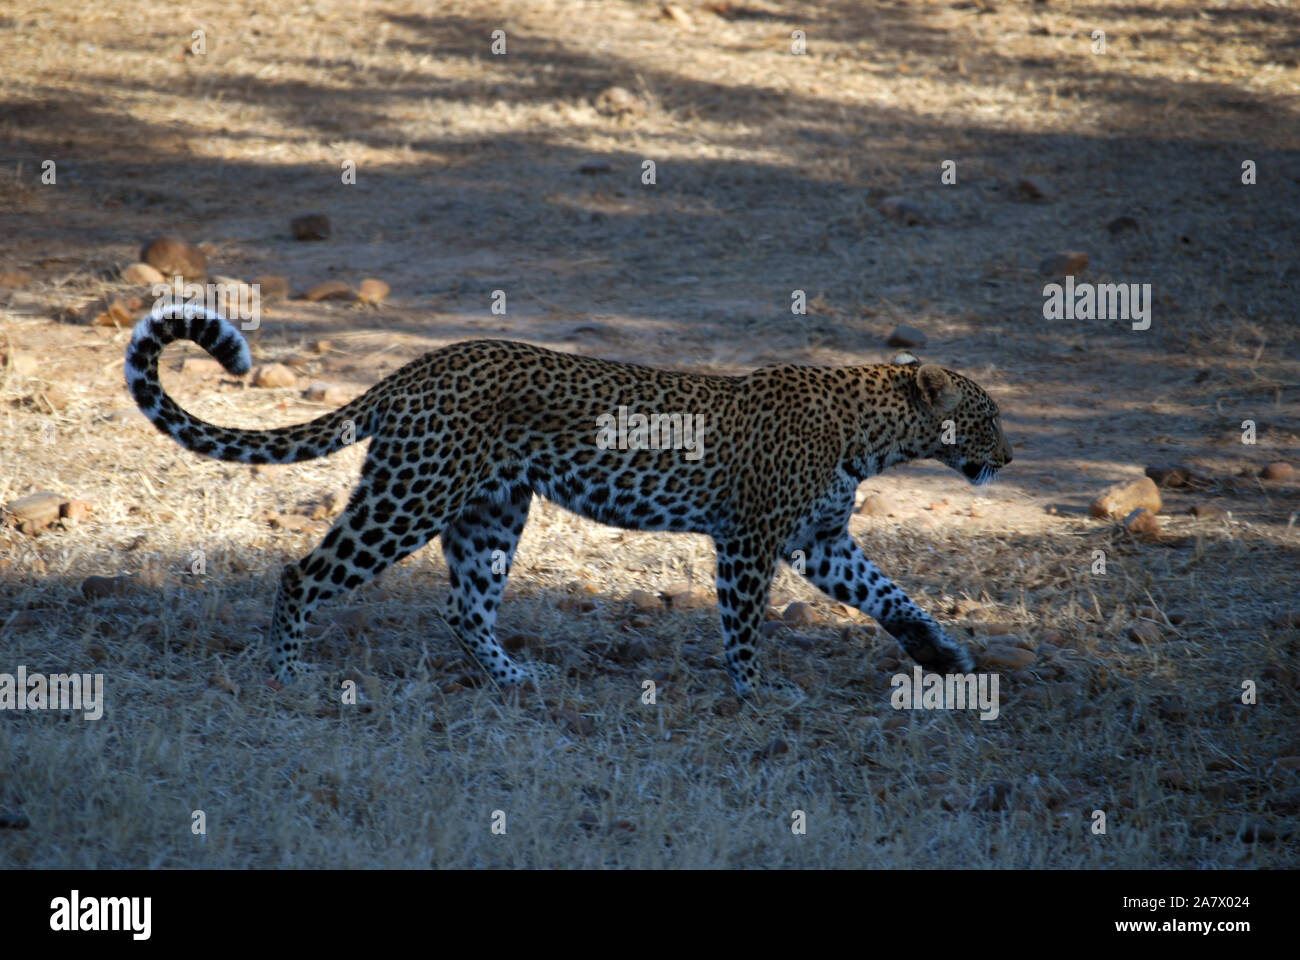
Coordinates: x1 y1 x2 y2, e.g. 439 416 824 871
304 383 347 404
5 491 63 530
268 512 316 531
60 500 93 522
140 235 206 281
1090 476 1161 519
1261 461 1294 481
1 348 37 378
0 270 32 288
357 278 390 304
1015 177 1050 200
949 598 987 618
878 196 924 225
856 493 890 517
91 298 136 327
121 262 166 285
1145 464 1193 488
714 696 742 717
885 324 927 348
664 584 713 610
80 574 136 599
594 86 642 118
782 601 816 626
549 706 595 736
1106 215 1140 236
661 3 693 28
254 364 297 388
628 588 662 612
1038 251 1089 277
254 275 291 300
1127 621 1162 644
503 632 540 652
312 339 333 354
291 213 331 241
1189 504 1228 521
301 281 356 302
978 645 1036 671
1124 507 1161 538
1158 767 1187 790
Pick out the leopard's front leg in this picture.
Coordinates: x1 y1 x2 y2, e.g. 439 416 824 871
793 529 975 674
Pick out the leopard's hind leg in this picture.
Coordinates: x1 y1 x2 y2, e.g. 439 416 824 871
268 438 483 683
439 484 533 686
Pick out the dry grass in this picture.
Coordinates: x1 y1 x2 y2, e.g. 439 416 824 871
1 0 1298 868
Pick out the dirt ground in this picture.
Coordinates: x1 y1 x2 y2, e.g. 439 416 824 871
1 0 1298 868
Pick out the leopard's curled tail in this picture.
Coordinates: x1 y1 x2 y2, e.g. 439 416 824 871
126 304 380 463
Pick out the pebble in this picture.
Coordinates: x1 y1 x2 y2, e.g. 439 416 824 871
80 574 136 599
664 584 713 610
1038 251 1089 277
1107 215 1140 235
357 278 390 304
1015 177 1050 200
254 364 297 388
122 262 166 285
291 214 331 241
978 645 1036 671
782 601 816 626
885 324 927 348
855 493 890 517
140 235 206 280
1090 476 1161 519
1124 507 1161 538
878 196 924 225
5 491 63 531
628 588 662 612
304 383 347 404
254 275 290 300
1127 621 1162 643
302 281 356 302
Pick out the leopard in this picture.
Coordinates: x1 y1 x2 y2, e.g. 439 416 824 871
126 303 1012 697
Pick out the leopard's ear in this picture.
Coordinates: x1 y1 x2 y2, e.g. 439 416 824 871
891 352 921 367
915 364 961 413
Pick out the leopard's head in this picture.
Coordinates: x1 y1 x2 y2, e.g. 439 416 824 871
893 352 1012 486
